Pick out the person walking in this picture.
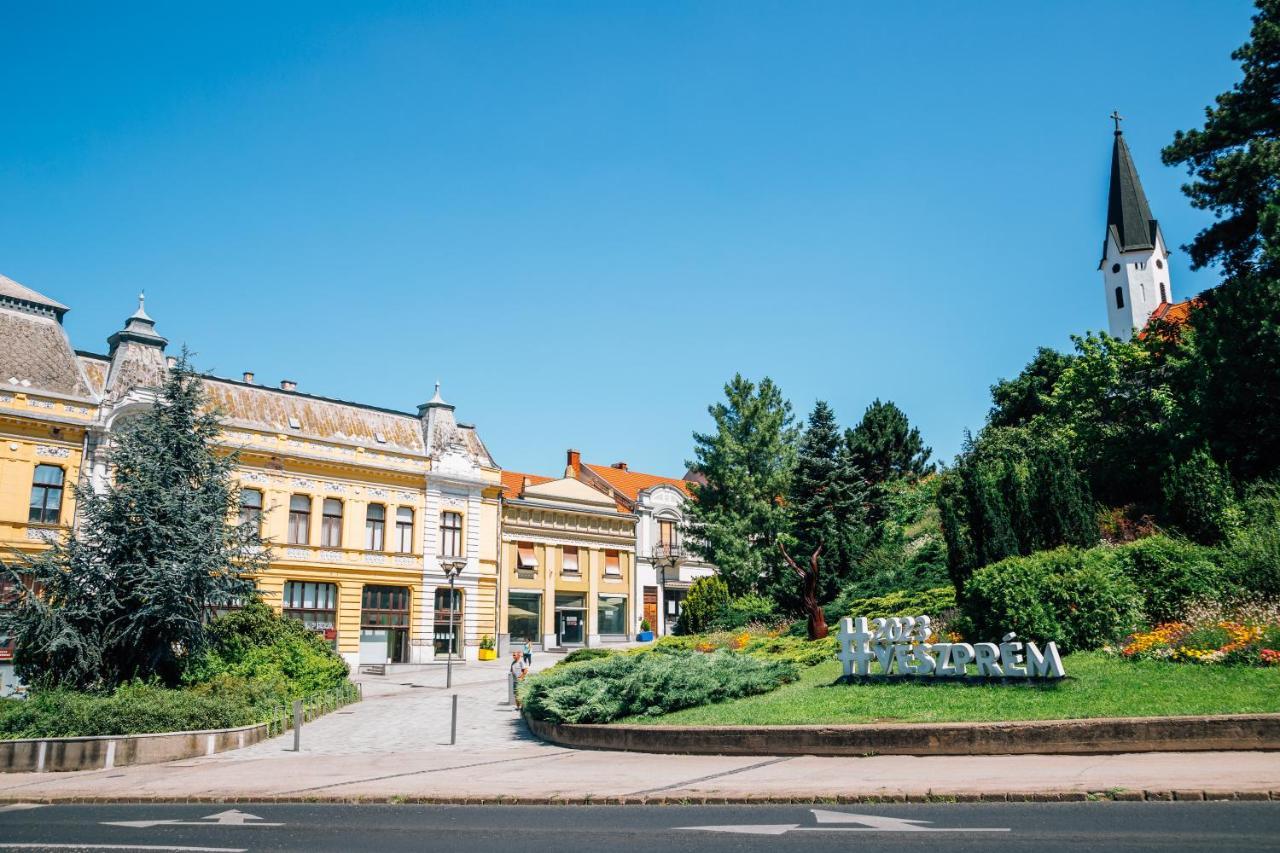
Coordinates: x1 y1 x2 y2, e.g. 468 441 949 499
522 640 533 669
510 649 529 708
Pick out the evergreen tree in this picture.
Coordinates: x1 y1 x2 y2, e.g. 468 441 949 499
845 399 933 484
988 347 1074 429
773 401 869 609
1163 1 1280 479
0 353 266 690
685 374 798 596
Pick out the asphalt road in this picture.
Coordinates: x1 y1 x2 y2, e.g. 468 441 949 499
1 802 1278 852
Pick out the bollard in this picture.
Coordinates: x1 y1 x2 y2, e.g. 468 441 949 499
449 694 458 745
292 699 303 752
507 672 515 706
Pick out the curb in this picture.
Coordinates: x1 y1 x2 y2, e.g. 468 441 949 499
523 713 1280 757
2 790 1279 805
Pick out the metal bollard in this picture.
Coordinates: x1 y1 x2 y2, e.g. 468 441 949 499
449 694 458 746
292 699 303 752
507 672 515 706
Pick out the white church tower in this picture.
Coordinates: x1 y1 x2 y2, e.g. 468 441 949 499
1099 113 1173 340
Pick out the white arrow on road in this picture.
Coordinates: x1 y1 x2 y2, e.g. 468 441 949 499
681 808 1010 835
104 809 283 829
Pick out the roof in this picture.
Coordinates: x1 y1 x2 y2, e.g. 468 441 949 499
1103 131 1159 260
0 273 69 314
202 377 429 454
76 353 110 397
500 470 554 501
583 463 693 502
1140 298 1203 341
0 307 96 399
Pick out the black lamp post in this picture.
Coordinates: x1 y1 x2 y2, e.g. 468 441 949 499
439 558 467 688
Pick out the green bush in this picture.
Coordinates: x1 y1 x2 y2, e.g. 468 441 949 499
1110 536 1225 623
1162 447 1240 545
832 586 957 621
521 649 798 724
561 647 616 665
709 594 778 630
675 576 730 634
1219 483 1280 597
0 682 260 739
963 547 1143 652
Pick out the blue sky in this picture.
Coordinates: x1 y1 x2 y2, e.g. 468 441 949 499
0 2 1252 476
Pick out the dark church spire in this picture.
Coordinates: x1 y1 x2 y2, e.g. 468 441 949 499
1103 118 1158 259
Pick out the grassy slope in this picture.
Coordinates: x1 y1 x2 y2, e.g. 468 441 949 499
626 653 1280 726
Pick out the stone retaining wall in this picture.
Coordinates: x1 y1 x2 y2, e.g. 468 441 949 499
525 713 1280 756
0 722 271 773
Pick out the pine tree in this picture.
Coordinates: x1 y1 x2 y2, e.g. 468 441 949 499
685 374 799 596
0 352 266 690
774 401 869 609
845 399 933 485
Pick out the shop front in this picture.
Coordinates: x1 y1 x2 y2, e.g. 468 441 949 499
360 584 410 664
555 593 586 647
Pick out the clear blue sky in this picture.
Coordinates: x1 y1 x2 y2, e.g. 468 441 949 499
0 2 1252 476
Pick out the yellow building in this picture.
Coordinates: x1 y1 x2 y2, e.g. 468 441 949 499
0 274 502 677
498 450 637 651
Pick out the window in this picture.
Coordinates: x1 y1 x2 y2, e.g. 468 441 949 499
321 498 343 547
433 587 462 655
1111 263 1121 274
364 504 385 551
440 511 463 557
1136 261 1147 270
1156 259 1164 270
598 595 628 636
395 507 414 554
561 545 579 575
658 519 676 548
516 542 538 572
283 581 338 634
1115 286 1125 310
238 489 263 530
288 495 311 544
1160 283 1169 303
508 592 542 644
605 550 621 577
363 585 411 663
28 465 64 524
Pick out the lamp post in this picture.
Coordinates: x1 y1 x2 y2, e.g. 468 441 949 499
439 558 467 688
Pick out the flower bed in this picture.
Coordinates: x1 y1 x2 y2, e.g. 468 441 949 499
1120 609 1280 666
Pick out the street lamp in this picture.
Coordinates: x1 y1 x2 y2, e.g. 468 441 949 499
439 558 467 688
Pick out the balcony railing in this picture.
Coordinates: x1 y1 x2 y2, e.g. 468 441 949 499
652 542 683 564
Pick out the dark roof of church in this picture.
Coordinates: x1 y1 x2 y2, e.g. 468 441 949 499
1103 130 1159 260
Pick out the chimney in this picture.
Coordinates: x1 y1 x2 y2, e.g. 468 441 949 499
280 379 297 392
565 449 581 479
243 371 255 384
612 461 628 471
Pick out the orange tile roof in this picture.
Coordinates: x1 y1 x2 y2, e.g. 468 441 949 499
584 463 693 502
500 470 553 500
1140 297 1203 341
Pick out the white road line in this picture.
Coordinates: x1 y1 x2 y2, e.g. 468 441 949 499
0 845 247 852
0 803 48 813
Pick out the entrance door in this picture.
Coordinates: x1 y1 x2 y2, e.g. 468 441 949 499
360 629 389 664
643 586 658 632
557 610 585 646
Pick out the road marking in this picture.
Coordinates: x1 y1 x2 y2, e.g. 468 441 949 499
681 808 1010 835
0 840 247 845
103 809 283 829
0 803 48 813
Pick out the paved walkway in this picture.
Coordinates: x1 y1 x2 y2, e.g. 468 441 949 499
1 653 1278 802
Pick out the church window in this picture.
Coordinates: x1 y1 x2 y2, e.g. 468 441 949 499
321 498 343 547
1111 263 1120 274
1160 283 1168 303
1156 259 1164 269
1136 261 1147 270
1115 287 1125 310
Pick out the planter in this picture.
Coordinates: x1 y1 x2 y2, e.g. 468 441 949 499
636 631 655 642
478 648 497 661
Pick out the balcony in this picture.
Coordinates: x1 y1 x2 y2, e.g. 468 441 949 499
652 542 683 565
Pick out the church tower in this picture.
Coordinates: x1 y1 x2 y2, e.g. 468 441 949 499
1099 115 1173 340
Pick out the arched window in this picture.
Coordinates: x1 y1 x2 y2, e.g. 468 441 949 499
1115 286 1125 310
1160 283 1168 303
365 503 385 551
288 495 311 544
321 498 343 547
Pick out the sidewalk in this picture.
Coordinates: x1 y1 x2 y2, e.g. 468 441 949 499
1 652 1277 803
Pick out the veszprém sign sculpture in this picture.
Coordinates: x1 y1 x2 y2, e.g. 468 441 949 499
837 615 1066 679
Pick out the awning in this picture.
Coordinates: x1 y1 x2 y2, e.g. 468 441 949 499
662 580 693 590
517 544 538 570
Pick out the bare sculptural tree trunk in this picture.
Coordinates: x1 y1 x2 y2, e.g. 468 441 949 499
778 541 828 640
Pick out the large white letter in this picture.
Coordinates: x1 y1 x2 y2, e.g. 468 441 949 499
1025 641 1066 678
950 643 975 676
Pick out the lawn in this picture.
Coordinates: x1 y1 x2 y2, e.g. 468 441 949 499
625 652 1280 725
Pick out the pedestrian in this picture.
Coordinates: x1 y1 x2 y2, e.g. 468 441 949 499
510 649 529 708
522 639 532 669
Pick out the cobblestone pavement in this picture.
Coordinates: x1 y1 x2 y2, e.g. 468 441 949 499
214 653 563 759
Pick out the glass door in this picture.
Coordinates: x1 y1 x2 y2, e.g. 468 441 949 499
557 609 585 646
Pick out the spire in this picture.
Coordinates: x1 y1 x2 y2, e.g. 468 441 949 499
1104 118 1158 256
107 291 166 355
130 291 152 323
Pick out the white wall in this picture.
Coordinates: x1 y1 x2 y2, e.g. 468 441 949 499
1102 231 1173 340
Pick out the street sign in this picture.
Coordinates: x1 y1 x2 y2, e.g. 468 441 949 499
681 809 1010 835
103 809 284 829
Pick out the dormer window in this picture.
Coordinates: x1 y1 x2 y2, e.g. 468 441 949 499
374 431 387 444
287 416 302 429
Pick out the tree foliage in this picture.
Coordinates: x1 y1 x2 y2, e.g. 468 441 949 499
988 347 1073 429
0 353 265 690
845 398 933 484
685 375 798 595
675 575 730 635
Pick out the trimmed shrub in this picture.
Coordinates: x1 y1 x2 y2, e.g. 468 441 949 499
1162 447 1240 545
709 594 778 630
832 586 956 621
0 682 259 739
963 547 1143 652
521 649 798 724
1110 536 1225 623
675 576 730 635
561 648 615 665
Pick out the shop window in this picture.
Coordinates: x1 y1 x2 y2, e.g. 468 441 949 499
598 595 628 636
288 495 311 544
508 591 542 644
28 464 64 524
283 581 338 641
440 511 463 557
365 504 385 551
362 585 410 664
395 507 414 553
561 545 579 575
238 489 263 530
321 498 343 548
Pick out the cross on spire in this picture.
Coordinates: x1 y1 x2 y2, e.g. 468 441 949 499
1110 110 1124 134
